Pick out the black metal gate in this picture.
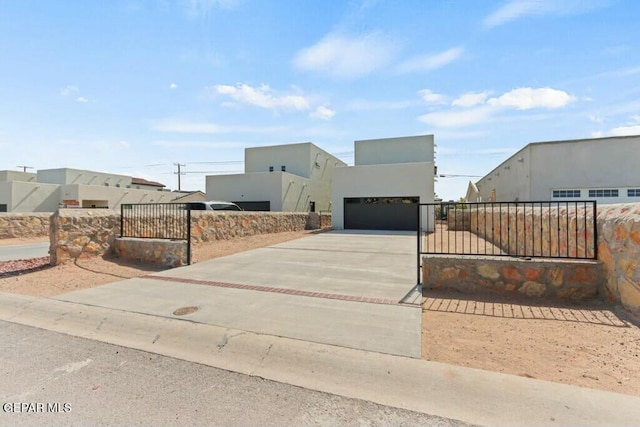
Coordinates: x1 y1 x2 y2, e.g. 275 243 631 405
416 201 597 284
120 203 191 264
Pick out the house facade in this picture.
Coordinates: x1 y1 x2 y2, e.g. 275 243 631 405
0 167 186 212
470 135 640 204
206 142 347 212
331 135 436 231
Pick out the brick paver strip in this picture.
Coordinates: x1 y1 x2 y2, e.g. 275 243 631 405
141 275 420 307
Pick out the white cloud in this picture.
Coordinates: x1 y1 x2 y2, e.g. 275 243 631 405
452 91 490 107
484 0 609 28
397 47 464 73
588 114 603 123
419 106 494 128
118 140 130 149
418 86 576 128
487 87 575 110
293 32 396 79
59 85 78 96
170 83 178 89
76 96 89 103
310 105 335 120
591 131 604 138
609 125 640 136
213 83 310 111
418 89 448 105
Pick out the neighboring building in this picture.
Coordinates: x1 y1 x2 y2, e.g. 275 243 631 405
332 135 436 231
0 167 185 212
471 135 640 204
171 191 207 203
206 142 347 212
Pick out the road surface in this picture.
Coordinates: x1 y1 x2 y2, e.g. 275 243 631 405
0 243 49 262
0 320 470 427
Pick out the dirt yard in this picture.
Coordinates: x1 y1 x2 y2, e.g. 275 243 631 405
1 230 639 397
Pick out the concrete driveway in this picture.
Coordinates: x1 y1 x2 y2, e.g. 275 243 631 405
55 230 422 357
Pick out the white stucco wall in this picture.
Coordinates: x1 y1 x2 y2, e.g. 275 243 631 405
206 172 285 210
331 162 435 230
474 136 640 204
245 143 313 178
355 135 435 166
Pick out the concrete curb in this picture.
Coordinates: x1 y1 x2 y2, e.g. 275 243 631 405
1 292 639 427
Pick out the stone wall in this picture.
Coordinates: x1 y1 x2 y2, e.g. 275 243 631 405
190 211 323 243
432 203 640 317
49 210 331 265
112 237 187 268
50 209 120 265
0 213 51 239
597 204 640 317
465 205 596 258
423 255 602 300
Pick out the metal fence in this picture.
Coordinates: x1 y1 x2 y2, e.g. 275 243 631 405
418 200 597 262
120 203 191 263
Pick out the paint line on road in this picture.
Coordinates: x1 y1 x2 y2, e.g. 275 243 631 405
141 275 421 308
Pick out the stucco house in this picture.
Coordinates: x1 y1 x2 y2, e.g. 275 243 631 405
469 135 640 204
206 142 347 212
331 135 436 231
0 167 187 212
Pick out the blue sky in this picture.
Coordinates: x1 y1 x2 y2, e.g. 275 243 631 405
1 0 639 200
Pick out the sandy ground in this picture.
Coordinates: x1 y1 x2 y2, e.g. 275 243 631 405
0 231 317 298
1 229 639 397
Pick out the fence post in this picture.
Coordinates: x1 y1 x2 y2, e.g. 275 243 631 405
120 204 124 237
186 206 192 265
416 203 421 285
593 201 598 259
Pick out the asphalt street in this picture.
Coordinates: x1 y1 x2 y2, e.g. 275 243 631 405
0 243 49 262
0 321 472 427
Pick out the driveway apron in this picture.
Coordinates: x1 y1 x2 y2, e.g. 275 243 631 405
55 230 422 357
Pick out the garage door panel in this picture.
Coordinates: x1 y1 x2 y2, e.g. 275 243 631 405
344 197 418 231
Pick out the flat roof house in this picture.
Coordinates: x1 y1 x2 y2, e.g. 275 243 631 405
0 167 186 212
469 135 640 204
332 135 436 231
206 142 347 212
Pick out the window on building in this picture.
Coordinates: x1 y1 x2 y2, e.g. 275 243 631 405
0 204 7 212
269 166 274 172
588 189 619 198
552 190 581 198
628 189 640 197
281 165 286 172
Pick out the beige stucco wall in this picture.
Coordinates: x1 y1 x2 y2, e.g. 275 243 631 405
331 162 435 230
0 181 61 212
0 171 37 182
245 143 313 178
37 168 133 187
206 172 285 210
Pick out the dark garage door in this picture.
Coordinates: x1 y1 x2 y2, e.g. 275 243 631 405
233 201 271 211
344 197 418 231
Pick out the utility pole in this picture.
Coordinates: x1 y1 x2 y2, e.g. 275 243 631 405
173 163 186 191
16 165 34 173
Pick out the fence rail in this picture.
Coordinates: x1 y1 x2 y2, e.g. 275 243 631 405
120 203 191 263
419 200 597 260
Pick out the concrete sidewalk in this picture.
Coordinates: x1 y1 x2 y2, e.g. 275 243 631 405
54 231 422 357
1 292 639 427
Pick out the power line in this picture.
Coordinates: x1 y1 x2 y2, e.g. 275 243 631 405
16 165 34 172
